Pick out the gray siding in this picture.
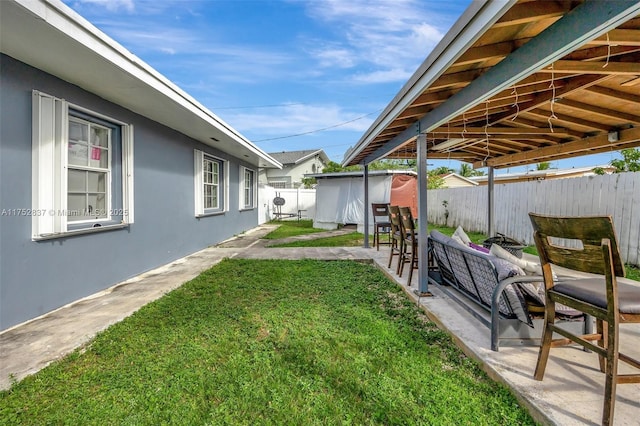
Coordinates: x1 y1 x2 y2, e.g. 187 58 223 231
0 54 257 330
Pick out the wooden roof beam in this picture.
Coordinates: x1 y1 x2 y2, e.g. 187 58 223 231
526 108 612 131
453 40 521 66
478 126 640 168
621 76 640 87
430 126 571 135
539 60 640 75
488 139 640 169
485 74 611 124
584 86 640 104
559 98 640 124
429 69 487 91
492 1 569 28
591 29 640 46
565 45 640 61
505 116 586 139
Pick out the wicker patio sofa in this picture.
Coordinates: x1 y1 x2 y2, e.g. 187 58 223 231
428 229 590 351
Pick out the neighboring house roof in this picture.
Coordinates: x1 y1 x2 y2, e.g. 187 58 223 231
268 149 330 166
306 170 417 179
0 0 281 169
439 173 479 187
469 165 615 184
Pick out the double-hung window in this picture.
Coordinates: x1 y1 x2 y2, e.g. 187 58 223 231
240 167 256 210
67 116 111 221
203 156 220 210
32 91 134 239
194 150 226 216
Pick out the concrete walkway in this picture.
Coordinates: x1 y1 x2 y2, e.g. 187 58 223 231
1 224 639 425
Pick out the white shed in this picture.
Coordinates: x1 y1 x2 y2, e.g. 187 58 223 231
308 170 417 233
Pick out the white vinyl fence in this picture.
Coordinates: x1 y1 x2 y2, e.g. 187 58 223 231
258 184 316 224
426 172 640 266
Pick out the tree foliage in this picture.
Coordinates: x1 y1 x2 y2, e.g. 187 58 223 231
322 159 416 173
300 177 317 188
458 163 486 177
430 166 454 175
536 162 551 171
322 161 361 173
610 148 640 173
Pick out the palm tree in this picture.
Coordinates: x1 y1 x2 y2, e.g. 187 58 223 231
459 163 473 177
536 162 551 170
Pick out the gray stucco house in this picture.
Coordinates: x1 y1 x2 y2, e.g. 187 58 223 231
259 149 329 188
0 0 281 331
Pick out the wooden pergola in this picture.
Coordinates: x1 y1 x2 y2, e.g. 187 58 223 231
342 0 640 295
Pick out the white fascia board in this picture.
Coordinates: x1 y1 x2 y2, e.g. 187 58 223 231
13 0 281 169
295 150 328 165
342 0 515 166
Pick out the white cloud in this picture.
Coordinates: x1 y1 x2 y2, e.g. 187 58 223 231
352 68 413 84
315 47 356 68
225 104 374 138
303 0 446 82
73 0 134 12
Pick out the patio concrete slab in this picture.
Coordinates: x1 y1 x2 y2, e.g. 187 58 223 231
1 224 639 425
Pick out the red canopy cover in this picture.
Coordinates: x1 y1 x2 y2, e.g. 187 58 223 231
390 174 417 218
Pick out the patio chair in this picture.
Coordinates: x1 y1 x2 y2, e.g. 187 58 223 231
371 203 391 251
529 213 640 426
387 205 403 273
398 206 418 286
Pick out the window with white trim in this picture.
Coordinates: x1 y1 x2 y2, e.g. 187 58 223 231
194 150 226 216
269 181 286 189
240 167 256 209
204 156 220 210
67 116 111 221
32 91 134 240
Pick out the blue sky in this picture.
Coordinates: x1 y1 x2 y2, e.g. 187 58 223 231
62 0 619 173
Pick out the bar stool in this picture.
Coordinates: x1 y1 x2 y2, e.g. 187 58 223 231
371 203 391 251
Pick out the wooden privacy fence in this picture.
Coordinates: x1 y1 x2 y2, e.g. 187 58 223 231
426 172 640 266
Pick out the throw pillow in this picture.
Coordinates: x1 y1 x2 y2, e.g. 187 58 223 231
453 225 472 246
469 242 490 254
490 243 542 275
450 234 467 247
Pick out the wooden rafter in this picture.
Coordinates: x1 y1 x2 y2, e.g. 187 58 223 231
493 0 569 28
559 99 640 124
591 29 640 46
430 127 571 135
566 45 640 61
525 109 612 131
584 86 640 104
483 74 611 124
539 60 640 75
478 126 640 169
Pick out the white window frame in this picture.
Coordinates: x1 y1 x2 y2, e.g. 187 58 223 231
240 166 256 210
269 181 287 189
32 91 134 240
67 116 112 223
194 149 228 216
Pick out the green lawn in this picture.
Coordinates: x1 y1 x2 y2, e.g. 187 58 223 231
262 219 324 239
0 259 534 425
270 231 372 247
266 221 640 281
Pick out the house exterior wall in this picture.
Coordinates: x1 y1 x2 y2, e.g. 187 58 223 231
443 176 476 188
0 54 258 330
260 156 326 188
